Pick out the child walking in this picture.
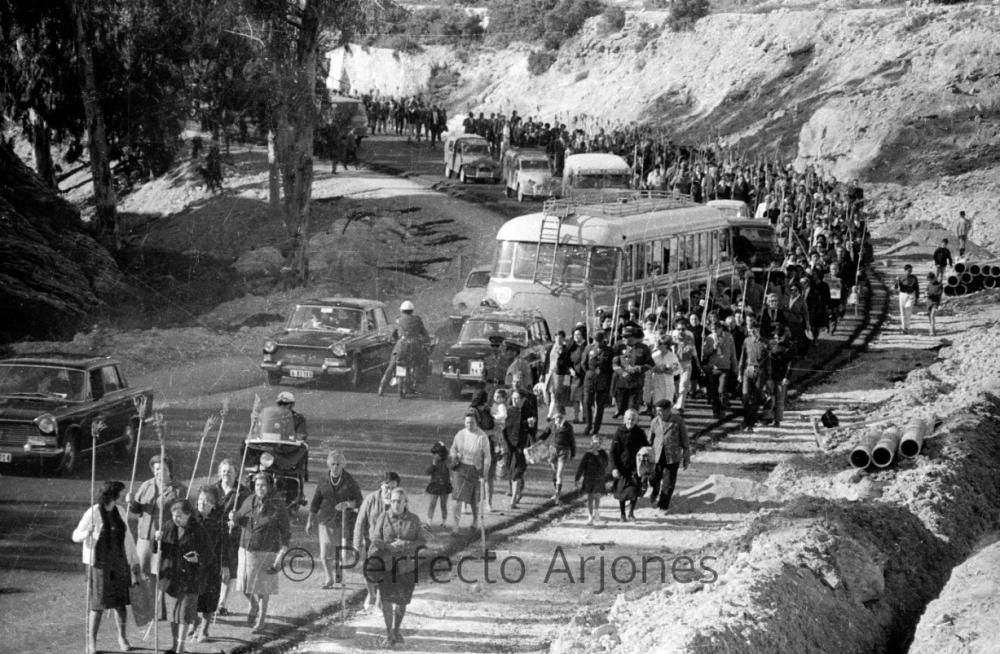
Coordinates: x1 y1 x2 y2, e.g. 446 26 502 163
425 441 452 527
575 435 609 525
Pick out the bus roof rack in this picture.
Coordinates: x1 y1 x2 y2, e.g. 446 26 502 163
544 190 695 219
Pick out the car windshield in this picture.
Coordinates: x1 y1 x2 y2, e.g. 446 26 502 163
459 320 529 344
463 143 491 157
289 305 362 333
521 159 550 171
0 364 87 401
570 173 630 189
466 270 491 288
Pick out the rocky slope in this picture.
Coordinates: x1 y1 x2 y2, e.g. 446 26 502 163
333 1 1000 250
0 142 124 342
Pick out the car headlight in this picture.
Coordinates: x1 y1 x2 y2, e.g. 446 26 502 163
260 452 275 468
330 344 347 357
35 414 57 434
263 340 277 354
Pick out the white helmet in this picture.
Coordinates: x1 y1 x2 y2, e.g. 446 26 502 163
276 391 296 405
400 300 415 313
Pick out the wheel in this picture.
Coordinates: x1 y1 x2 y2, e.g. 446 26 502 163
349 356 362 389
459 169 468 184
115 419 138 459
517 185 526 203
55 431 80 476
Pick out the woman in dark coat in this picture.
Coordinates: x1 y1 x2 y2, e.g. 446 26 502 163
192 486 231 643
368 488 427 648
159 498 215 653
72 480 140 654
211 458 249 616
609 409 649 522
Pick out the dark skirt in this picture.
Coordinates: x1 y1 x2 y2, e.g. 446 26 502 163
88 560 131 610
580 477 606 495
425 480 452 495
451 463 480 504
165 592 199 624
379 569 417 606
196 562 222 613
613 474 642 501
505 448 527 482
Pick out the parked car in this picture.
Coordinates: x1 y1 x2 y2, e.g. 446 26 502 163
451 266 492 317
441 309 551 397
444 133 500 183
0 354 153 475
261 298 394 389
502 148 557 202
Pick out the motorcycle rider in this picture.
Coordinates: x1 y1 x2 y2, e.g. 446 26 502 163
378 300 430 396
276 391 308 441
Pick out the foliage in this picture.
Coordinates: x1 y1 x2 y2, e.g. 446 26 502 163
668 0 710 31
368 6 484 49
527 49 558 76
601 5 627 33
488 0 605 50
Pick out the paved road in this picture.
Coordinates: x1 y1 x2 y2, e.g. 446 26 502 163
0 135 886 654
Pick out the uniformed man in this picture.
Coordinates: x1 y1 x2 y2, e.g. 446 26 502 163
612 326 653 417
738 316 770 432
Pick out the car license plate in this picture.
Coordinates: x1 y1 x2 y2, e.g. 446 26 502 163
289 369 313 379
395 365 407 377
470 360 484 376
0 453 11 463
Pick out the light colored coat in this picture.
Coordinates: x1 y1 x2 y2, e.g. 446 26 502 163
72 503 140 577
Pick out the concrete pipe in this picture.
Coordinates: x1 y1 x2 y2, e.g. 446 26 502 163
985 277 997 289
954 262 966 275
899 417 931 459
945 274 960 287
954 284 968 296
969 264 981 276
872 427 902 468
960 272 973 285
990 265 1000 277
850 431 881 469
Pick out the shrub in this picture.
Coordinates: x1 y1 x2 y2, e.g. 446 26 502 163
527 49 558 76
601 6 627 32
668 0 710 31
489 0 604 50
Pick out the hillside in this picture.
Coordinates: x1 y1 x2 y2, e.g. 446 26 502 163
333 1 1000 251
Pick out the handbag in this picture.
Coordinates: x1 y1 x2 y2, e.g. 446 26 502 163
524 439 552 465
129 576 155 627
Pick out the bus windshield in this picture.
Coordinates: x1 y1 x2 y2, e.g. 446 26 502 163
493 241 618 285
569 173 630 190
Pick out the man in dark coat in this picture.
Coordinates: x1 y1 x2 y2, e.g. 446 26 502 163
582 330 614 436
612 326 653 416
647 400 690 512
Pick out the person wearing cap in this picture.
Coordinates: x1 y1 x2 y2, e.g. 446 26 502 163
276 391 308 442
449 412 492 532
379 300 430 394
536 409 576 504
765 313 794 427
128 454 188 576
738 315 771 432
581 330 614 436
894 263 920 335
647 400 690 512
306 451 362 589
612 326 653 418
354 471 401 611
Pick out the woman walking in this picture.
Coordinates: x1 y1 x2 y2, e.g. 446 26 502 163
159 498 215 654
128 455 187 577
72 480 140 654
191 486 230 643
610 409 649 522
231 473 291 633
368 488 426 648
305 450 362 589
211 458 249 617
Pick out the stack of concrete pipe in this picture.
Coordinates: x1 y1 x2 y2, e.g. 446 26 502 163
849 416 934 470
944 261 1000 296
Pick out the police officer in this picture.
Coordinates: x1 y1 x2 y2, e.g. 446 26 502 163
378 300 430 395
582 331 614 436
276 391 307 440
612 326 653 417
738 316 770 432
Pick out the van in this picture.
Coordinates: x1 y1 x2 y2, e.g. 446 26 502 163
561 153 631 199
444 134 500 183
501 148 557 202
707 199 752 221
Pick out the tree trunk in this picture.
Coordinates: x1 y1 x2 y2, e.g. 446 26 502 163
69 0 118 248
31 114 57 190
267 128 281 210
290 13 318 287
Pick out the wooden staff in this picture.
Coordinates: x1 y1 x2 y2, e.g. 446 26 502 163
151 413 166 654
85 419 106 650
128 395 149 497
236 395 263 497
205 399 230 489
187 415 219 499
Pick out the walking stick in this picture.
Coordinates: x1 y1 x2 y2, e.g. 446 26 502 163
150 413 166 654
128 395 149 497
206 399 229 490
236 395 263 498
187 415 219 498
479 477 487 556
86 419 106 652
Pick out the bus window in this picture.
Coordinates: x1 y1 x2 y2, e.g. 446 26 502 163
556 246 589 284
589 247 618 285
495 241 516 278
622 246 633 283
709 231 719 266
720 229 731 262
696 232 706 268
512 243 541 279
634 243 647 280
661 241 671 274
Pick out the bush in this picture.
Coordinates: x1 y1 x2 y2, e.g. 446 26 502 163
668 0 709 31
527 49 558 76
601 6 627 32
489 0 604 50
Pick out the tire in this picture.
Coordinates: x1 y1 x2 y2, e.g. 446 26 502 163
115 419 137 459
349 356 362 390
55 431 80 476
517 186 526 203
266 370 282 386
459 169 468 184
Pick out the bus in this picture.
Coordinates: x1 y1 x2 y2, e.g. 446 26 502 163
483 191 778 332
561 153 631 199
